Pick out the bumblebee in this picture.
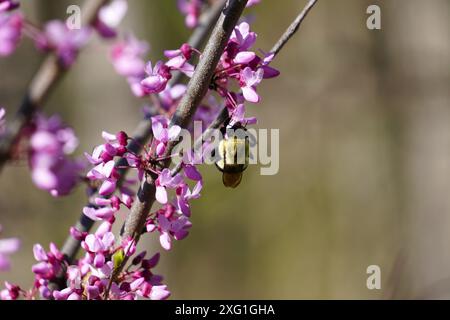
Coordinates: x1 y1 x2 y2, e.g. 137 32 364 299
215 123 250 188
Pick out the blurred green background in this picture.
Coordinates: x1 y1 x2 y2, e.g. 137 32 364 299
1 0 450 299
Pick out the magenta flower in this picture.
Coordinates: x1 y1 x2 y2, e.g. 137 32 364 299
151 115 182 156
110 34 148 78
81 232 115 268
234 50 256 64
0 282 20 300
155 169 184 204
83 206 117 222
259 51 281 79
230 22 257 51
0 0 20 13
175 181 202 217
177 0 202 29
95 0 128 38
84 132 130 197
37 20 91 67
164 43 196 77
83 130 135 222
240 67 264 103
141 60 172 94
29 114 84 197
164 43 192 67
0 225 20 271
0 12 23 56
160 213 192 251
85 131 127 165
31 243 64 282
178 150 203 182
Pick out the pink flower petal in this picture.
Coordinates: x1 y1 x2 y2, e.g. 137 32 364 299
159 232 172 251
155 186 168 204
234 51 256 64
242 86 260 103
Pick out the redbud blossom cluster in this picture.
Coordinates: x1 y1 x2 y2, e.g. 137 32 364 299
0 0 279 301
29 114 84 197
0 0 127 64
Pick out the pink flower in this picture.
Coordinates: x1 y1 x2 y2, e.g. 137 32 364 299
0 12 23 56
0 226 20 271
164 43 192 67
82 206 117 222
234 50 256 64
259 51 280 79
95 0 128 38
37 20 91 67
240 67 264 103
176 149 203 184
29 114 84 197
85 131 127 165
81 232 115 268
155 169 184 204
141 61 172 94
164 43 195 77
31 243 64 281
151 115 181 156
175 181 202 217
0 1 20 13
230 22 257 51
177 0 202 29
0 281 20 300
110 34 148 78
82 232 115 253
149 285 170 300
157 213 192 250
84 132 129 197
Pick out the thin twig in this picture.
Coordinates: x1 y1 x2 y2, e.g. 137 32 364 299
0 0 110 171
270 0 318 57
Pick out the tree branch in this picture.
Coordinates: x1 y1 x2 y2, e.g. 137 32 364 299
169 0 248 129
0 0 110 171
270 0 318 57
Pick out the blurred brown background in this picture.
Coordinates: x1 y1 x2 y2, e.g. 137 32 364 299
1 0 449 299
